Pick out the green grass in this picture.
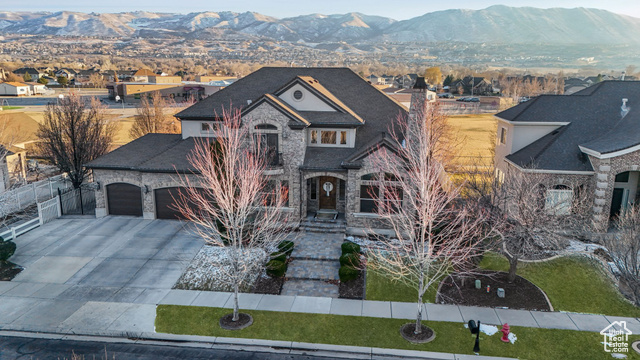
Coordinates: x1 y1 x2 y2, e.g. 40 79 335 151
479 252 640 317
156 305 640 360
0 106 24 110
366 252 640 317
366 270 442 303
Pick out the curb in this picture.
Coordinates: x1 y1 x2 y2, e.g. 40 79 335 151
0 329 517 360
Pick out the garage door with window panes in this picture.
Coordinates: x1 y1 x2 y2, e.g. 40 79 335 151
106 183 143 216
155 187 213 220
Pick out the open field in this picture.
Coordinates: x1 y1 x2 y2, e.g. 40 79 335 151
446 113 497 166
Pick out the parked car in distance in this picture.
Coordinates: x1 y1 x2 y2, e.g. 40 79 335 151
468 97 480 102
456 97 468 102
438 93 455 99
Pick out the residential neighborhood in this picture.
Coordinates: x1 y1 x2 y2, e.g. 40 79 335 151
0 2 639 360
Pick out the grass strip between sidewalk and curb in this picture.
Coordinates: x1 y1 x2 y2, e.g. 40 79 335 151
156 305 640 360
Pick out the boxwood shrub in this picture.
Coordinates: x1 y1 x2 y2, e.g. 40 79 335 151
277 240 295 256
266 259 287 278
269 252 287 263
0 238 16 262
341 241 361 255
339 253 361 268
339 266 359 283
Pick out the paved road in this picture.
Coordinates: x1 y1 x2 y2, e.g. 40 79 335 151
0 336 326 360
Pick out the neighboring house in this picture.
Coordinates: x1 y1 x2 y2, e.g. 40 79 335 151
382 81 436 108
87 67 415 234
13 67 42 80
107 75 233 103
0 82 31 96
23 82 46 95
75 69 101 84
54 68 77 79
451 76 493 95
132 69 156 83
494 80 640 229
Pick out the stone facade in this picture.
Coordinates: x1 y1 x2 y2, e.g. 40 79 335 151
588 149 640 229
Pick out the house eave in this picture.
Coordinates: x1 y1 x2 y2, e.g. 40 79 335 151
579 144 640 160
494 115 571 127
504 158 595 175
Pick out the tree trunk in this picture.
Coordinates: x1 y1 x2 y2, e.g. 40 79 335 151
507 255 518 283
415 272 424 335
232 283 239 322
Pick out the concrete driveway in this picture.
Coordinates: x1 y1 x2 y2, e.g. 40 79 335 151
0 216 204 333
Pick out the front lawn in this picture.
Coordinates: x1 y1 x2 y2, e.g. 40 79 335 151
366 252 640 317
156 305 640 360
479 252 640 317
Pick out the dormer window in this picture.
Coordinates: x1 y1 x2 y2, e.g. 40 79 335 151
308 128 354 147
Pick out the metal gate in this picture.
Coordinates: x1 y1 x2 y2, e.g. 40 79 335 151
59 185 96 215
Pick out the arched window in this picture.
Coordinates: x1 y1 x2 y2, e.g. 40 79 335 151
359 172 403 214
253 124 280 166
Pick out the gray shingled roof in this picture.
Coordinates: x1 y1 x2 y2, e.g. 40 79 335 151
85 134 198 173
499 81 640 172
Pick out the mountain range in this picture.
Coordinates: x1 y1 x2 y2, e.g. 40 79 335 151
1 5 640 45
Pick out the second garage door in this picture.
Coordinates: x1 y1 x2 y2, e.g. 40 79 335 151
107 183 143 216
155 187 190 220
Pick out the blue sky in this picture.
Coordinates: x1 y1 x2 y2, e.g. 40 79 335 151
5 0 640 19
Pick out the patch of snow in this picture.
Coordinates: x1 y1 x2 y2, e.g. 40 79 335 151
610 353 627 359
508 332 517 344
174 245 267 291
480 323 498 336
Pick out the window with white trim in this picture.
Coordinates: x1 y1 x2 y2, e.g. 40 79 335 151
358 172 403 214
308 128 354 147
499 127 507 145
545 185 572 215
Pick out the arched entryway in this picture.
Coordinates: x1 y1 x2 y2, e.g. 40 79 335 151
305 174 346 219
610 171 640 218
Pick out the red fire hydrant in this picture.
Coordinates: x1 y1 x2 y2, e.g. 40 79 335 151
500 323 510 343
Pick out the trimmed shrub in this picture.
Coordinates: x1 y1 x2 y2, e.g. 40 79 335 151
341 241 361 255
270 252 287 263
0 240 16 262
278 240 295 256
339 253 361 268
339 266 359 283
266 259 287 278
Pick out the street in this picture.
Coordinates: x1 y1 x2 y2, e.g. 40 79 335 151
0 336 335 360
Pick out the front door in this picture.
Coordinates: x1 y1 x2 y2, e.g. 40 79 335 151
318 176 336 209
610 188 624 218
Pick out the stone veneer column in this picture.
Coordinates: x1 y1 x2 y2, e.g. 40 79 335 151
592 159 611 230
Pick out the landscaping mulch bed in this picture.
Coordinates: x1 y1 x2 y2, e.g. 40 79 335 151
219 312 253 330
437 271 551 311
399 323 435 344
251 274 283 295
339 271 365 299
0 262 23 281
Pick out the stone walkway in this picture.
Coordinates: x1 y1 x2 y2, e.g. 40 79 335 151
281 231 344 297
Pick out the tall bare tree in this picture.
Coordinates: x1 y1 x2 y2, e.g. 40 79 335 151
492 166 592 282
366 102 492 340
175 108 292 328
37 93 115 188
88 72 106 88
130 91 180 139
606 205 640 305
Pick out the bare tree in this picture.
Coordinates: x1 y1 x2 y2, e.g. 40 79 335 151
366 102 492 340
130 92 179 139
606 206 640 305
88 72 106 88
493 166 592 282
175 108 292 328
37 93 115 188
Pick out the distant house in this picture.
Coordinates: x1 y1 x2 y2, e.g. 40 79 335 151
0 82 31 96
23 82 46 95
54 68 77 79
75 69 101 84
132 69 155 83
366 75 384 85
451 76 493 95
13 67 42 80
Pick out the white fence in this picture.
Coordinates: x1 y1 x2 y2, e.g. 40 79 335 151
0 174 70 216
0 195 62 241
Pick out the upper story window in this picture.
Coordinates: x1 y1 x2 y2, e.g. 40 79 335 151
308 128 354 147
253 124 281 166
293 90 304 101
499 127 507 145
201 122 211 132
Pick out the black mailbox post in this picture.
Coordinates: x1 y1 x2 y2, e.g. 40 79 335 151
468 320 481 354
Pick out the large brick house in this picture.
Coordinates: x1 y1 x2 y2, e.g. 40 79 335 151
494 80 640 229
86 67 418 234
